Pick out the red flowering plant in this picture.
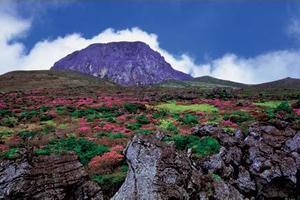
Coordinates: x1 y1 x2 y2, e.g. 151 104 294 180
88 150 124 174
294 109 300 116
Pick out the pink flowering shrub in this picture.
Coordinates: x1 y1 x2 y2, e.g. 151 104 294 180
79 126 91 132
222 120 238 128
88 151 124 174
0 102 5 109
294 109 300 116
111 145 124 152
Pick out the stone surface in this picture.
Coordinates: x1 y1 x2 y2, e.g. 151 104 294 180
0 152 103 200
51 41 192 86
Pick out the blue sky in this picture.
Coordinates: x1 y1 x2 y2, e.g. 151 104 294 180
1 0 300 83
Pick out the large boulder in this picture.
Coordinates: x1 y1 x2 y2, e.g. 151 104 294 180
0 152 103 200
112 133 243 200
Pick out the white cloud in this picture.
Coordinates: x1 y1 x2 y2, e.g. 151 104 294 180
1 4 300 84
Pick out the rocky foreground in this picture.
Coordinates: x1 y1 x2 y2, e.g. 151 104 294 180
1 122 299 199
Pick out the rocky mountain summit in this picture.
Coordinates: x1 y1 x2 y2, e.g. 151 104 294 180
51 41 192 86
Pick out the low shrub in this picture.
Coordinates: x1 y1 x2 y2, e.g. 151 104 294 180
165 135 220 157
19 110 39 121
223 111 253 124
135 129 153 135
18 130 37 139
1 148 19 159
158 119 178 133
95 132 127 139
89 151 124 174
35 136 109 165
274 101 292 113
40 114 53 121
0 109 13 118
179 114 198 125
123 103 145 114
0 130 13 138
126 122 142 130
136 115 149 124
0 117 18 127
152 110 168 119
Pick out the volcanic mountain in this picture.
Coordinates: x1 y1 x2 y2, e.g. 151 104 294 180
51 41 192 86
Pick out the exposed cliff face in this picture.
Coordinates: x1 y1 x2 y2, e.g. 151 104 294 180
0 152 103 200
113 123 300 200
51 41 192 86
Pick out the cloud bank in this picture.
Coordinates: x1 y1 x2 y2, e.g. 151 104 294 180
1 4 300 84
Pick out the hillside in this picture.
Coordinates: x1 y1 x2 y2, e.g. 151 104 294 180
251 77 300 89
0 70 116 92
157 76 246 88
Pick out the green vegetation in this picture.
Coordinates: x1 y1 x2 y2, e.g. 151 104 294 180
34 136 109 165
135 115 149 124
255 101 284 108
1 148 19 159
19 110 39 120
179 113 198 125
71 107 121 122
96 132 127 139
274 101 292 113
126 122 142 130
165 135 220 157
158 119 178 133
152 110 168 119
91 165 128 189
223 110 253 123
18 130 37 139
134 129 153 135
155 102 218 113
0 130 13 138
123 103 144 114
0 117 17 127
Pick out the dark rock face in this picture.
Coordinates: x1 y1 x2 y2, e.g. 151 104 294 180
0 152 103 200
51 41 192 86
193 123 300 199
112 133 244 200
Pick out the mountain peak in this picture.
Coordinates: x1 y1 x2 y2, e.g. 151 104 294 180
51 41 192 86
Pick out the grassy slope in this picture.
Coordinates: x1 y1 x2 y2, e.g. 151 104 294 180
157 76 247 89
0 70 116 92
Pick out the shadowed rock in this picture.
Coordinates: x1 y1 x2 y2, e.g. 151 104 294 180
0 152 103 200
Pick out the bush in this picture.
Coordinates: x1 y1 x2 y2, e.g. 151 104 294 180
165 135 220 157
91 165 128 189
89 151 124 174
19 110 39 120
274 101 292 113
95 132 127 139
159 119 178 133
0 109 13 118
1 148 19 159
18 130 36 139
135 129 153 135
136 115 149 124
1 117 17 127
40 114 53 121
126 122 142 130
0 131 13 138
179 114 198 125
223 111 253 124
152 110 168 119
123 103 145 114
35 136 109 165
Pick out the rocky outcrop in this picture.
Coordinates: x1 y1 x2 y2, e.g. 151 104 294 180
193 123 300 199
0 152 103 200
51 41 192 86
112 133 244 200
